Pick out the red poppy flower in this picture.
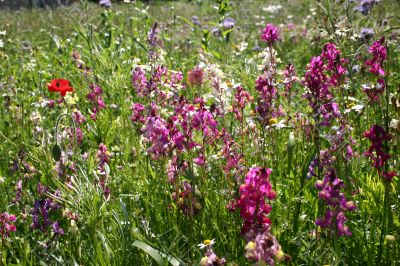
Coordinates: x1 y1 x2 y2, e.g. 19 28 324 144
47 79 74 97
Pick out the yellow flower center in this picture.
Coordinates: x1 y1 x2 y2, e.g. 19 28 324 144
269 118 278 125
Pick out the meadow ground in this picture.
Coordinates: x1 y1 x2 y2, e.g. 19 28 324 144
0 0 399 265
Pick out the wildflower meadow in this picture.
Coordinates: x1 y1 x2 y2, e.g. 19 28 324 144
0 0 399 265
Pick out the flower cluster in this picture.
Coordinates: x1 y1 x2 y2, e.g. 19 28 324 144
365 37 386 76
245 231 288 265
315 169 356 236
198 239 226 266
313 123 356 236
261 24 279 45
360 28 374 42
363 38 387 102
172 181 201 216
141 116 170 156
147 22 160 62
167 156 188 183
354 0 380 15
321 43 348 87
302 43 356 236
30 197 64 235
132 67 148 97
72 49 84 69
132 65 184 100
54 150 77 178
255 71 281 123
231 167 285 265
303 56 330 111
12 180 23 203
232 85 253 121
236 167 276 233
97 143 111 197
72 110 86 144
188 65 205 87
303 43 346 127
283 64 297 98
130 103 146 123
0 212 17 241
363 125 397 182
220 129 243 175
87 84 106 120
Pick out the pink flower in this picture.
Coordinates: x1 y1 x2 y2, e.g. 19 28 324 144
142 116 170 156
1 212 17 239
88 84 106 121
130 103 146 123
236 167 276 234
315 169 356 236
194 154 206 166
365 37 387 77
188 66 204 87
363 125 397 182
232 85 253 121
261 24 279 44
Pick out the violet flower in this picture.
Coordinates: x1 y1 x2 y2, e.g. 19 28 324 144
363 125 397 182
365 37 386 77
261 24 279 45
222 17 235 30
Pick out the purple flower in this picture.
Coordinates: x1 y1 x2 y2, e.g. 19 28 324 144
52 222 64 235
30 198 61 234
130 103 146 123
222 17 235 30
142 116 170 156
319 102 341 126
88 84 106 121
191 16 201 26
365 37 386 77
232 85 253 121
261 24 279 44
363 125 397 182
307 158 318 179
132 67 148 96
354 0 380 15
193 154 206 166
336 212 351 236
97 143 110 166
211 27 222 37
72 110 86 125
362 79 385 102
99 0 111 8
360 28 374 42
315 169 356 236
12 180 23 203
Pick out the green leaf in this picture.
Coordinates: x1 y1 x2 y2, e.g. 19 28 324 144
176 15 195 28
52 34 62 50
51 144 62 161
210 50 221 59
132 240 184 266
201 30 210 52
222 28 234 37
132 240 165 265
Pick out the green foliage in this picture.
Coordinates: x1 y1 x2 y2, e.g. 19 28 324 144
0 0 399 265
